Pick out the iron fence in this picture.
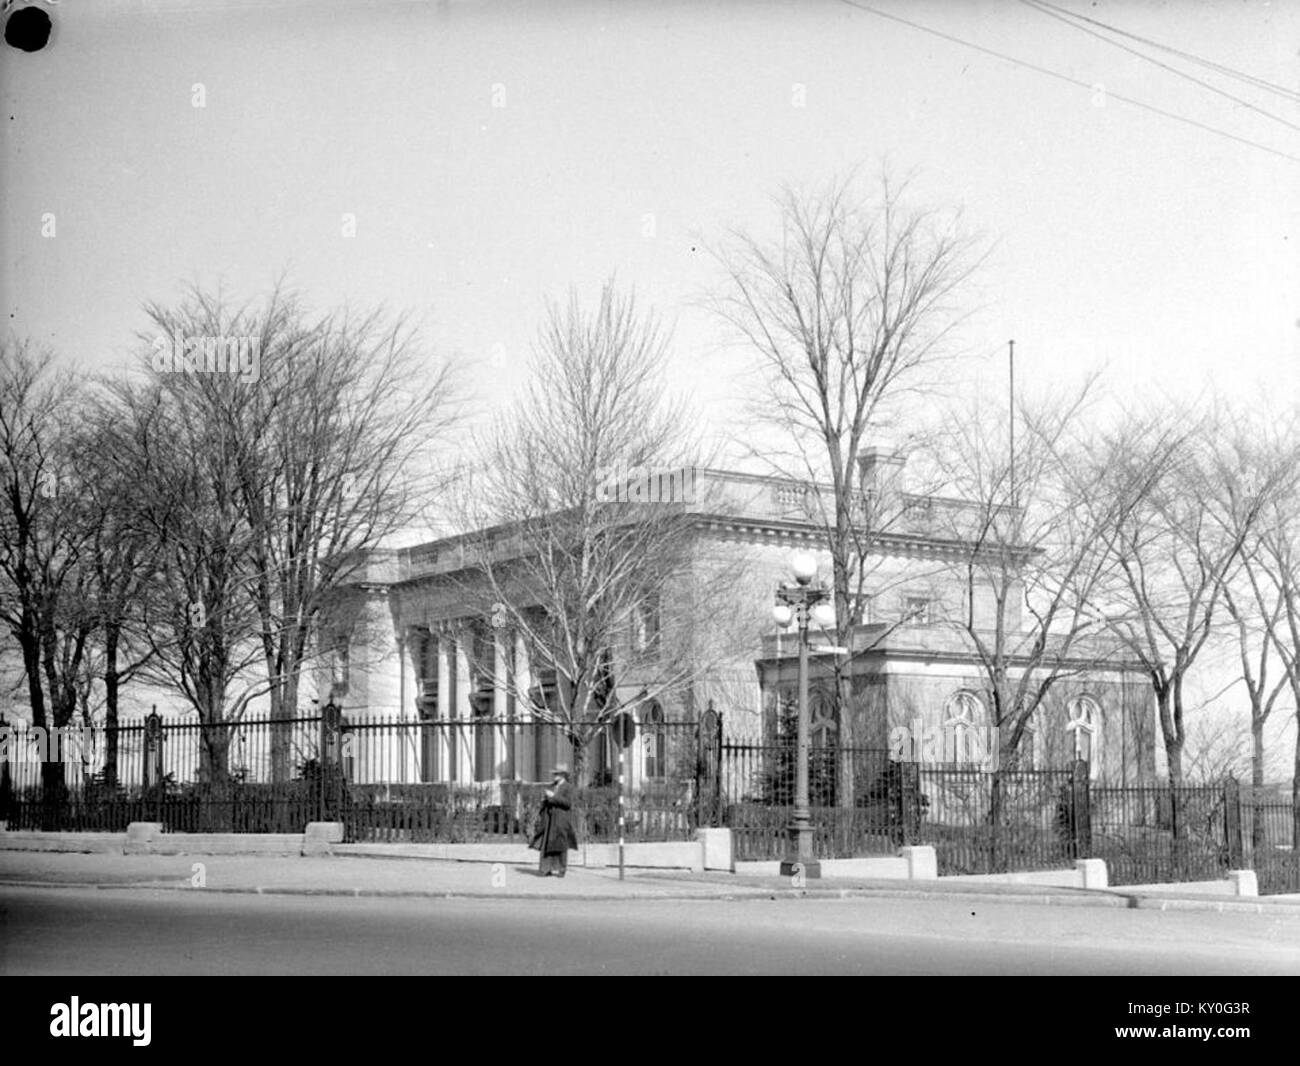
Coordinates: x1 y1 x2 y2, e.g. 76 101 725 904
3 710 1297 893
1088 783 1236 885
910 767 1079 875
724 804 903 861
721 741 899 860
1246 800 1299 895
720 740 891 807
0 712 723 844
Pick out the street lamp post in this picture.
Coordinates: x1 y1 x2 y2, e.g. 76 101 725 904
773 551 830 880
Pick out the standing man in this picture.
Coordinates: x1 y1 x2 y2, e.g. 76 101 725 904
536 763 578 877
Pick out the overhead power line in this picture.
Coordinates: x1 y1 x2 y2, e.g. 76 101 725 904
1021 0 1300 135
1026 0 1300 106
833 0 1300 165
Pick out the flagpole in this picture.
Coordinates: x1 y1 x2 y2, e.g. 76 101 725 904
1009 339 1016 509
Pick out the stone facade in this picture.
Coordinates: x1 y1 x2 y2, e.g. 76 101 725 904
326 457 1156 788
755 624 1156 785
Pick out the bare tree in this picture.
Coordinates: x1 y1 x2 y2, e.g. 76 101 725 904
74 408 165 785
707 170 982 752
0 340 98 818
104 370 265 781
933 381 1179 777
1210 405 1300 847
1222 404 1300 849
460 281 741 778
1181 713 1253 785
227 300 460 779
113 284 461 781
1097 403 1275 790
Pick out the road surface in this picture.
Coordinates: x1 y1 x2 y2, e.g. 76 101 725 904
3 887 1298 975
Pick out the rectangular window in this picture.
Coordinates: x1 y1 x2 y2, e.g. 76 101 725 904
331 636 350 692
903 597 932 626
851 593 873 624
632 593 662 653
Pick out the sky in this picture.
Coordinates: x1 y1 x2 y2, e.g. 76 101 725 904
3 0 1299 752
2 0 1298 448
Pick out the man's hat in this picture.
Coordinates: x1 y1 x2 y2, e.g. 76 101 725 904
552 763 571 777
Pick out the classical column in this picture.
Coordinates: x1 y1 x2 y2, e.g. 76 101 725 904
454 627 473 783
433 629 451 783
515 630 535 780
396 627 421 784
493 629 510 782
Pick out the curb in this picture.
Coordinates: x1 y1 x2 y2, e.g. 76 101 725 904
0 879 773 902
5 876 1300 912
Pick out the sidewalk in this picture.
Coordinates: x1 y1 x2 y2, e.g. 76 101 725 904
0 850 755 901
3 848 1300 913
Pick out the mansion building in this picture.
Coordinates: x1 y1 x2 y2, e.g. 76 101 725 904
324 449 1157 791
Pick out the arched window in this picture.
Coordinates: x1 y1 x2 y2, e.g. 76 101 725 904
1065 695 1102 778
642 702 666 779
941 690 990 768
809 690 838 747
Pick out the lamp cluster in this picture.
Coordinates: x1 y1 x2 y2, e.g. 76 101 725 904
772 551 833 630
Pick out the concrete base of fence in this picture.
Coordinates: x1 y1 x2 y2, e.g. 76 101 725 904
333 842 540 864
1229 870 1258 897
944 862 1107 889
125 823 302 856
1116 875 1260 898
583 841 706 873
1077 859 1109 889
1120 871 1258 898
901 846 937 881
332 831 735 872
302 822 344 856
0 829 124 853
124 823 164 855
697 828 733 873
735 846 934 881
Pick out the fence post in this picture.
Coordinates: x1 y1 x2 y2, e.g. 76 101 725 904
1070 759 1091 858
1223 775 1243 870
144 711 164 823
892 760 921 846
321 701 343 824
990 770 1002 872
0 714 10 825
713 710 724 825
696 706 722 827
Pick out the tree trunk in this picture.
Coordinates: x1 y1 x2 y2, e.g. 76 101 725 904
104 625 121 789
268 670 290 784
835 633 855 810
198 685 231 784
21 632 47 730
988 766 1006 875
1157 686 1185 787
1251 715 1265 852
1163 707 1187 861
1293 720 1300 852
